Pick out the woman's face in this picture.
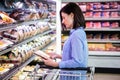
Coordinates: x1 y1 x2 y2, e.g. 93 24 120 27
61 12 74 29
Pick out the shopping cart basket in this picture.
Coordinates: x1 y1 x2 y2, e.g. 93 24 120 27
27 64 95 80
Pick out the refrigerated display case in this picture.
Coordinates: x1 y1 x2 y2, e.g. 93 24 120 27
0 0 59 80
61 0 120 68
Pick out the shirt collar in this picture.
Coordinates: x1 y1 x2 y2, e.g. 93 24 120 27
70 27 83 35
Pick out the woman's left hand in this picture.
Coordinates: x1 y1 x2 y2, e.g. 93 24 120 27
43 58 59 67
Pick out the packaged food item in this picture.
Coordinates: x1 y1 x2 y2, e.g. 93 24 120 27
101 22 110 28
86 22 93 28
101 2 110 9
93 22 101 28
110 2 118 9
110 12 119 18
93 3 101 10
93 33 102 39
93 12 101 18
85 12 93 17
110 34 119 40
111 22 119 28
86 3 93 11
101 12 110 18
102 34 110 40
34 50 50 60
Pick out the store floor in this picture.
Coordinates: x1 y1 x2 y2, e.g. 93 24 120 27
93 68 120 80
94 73 120 80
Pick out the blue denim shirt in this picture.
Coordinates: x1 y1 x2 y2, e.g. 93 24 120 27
59 27 88 68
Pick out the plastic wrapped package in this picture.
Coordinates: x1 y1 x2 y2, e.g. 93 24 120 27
101 12 110 18
86 22 93 28
93 12 101 18
93 22 101 28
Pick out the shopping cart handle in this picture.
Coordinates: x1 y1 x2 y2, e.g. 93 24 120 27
40 65 93 72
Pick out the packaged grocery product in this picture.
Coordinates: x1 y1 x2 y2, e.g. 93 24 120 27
86 22 93 28
93 22 101 28
34 50 50 60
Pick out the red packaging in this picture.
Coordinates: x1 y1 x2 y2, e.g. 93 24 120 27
85 12 93 17
101 12 110 18
110 12 119 18
111 22 119 28
102 22 110 28
93 12 101 18
86 22 93 28
86 3 93 11
93 22 101 28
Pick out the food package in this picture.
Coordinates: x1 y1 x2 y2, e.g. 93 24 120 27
86 22 93 28
109 34 119 40
93 22 101 28
102 34 110 40
101 3 110 9
34 50 50 60
101 22 110 28
85 12 93 17
101 12 110 18
110 12 119 18
93 12 101 18
111 22 119 28
86 3 93 11
87 33 93 39
79 4 86 11
110 2 118 9
93 33 102 39
93 3 101 10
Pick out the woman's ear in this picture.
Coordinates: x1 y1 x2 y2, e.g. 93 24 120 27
70 13 74 18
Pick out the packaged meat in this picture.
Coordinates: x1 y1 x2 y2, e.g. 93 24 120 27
93 12 101 18
102 34 110 40
110 2 118 9
86 22 93 28
79 4 86 11
101 22 110 28
110 34 119 40
111 22 119 28
85 12 93 17
101 2 110 9
87 33 93 39
93 3 101 10
93 22 101 28
86 3 93 11
110 12 119 18
34 50 50 60
93 33 102 39
101 12 110 18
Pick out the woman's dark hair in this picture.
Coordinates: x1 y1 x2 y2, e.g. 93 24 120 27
60 2 86 29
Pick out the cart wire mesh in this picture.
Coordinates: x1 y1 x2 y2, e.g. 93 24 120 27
27 64 95 80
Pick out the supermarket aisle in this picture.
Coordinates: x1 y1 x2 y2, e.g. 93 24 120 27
94 73 120 80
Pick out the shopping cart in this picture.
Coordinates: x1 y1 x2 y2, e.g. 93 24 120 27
27 64 95 80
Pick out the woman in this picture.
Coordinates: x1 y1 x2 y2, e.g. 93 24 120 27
43 2 88 80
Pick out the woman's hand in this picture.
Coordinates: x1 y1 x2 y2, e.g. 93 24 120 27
43 58 59 67
47 52 62 59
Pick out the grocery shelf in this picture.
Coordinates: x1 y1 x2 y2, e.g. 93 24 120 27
0 39 56 80
92 9 120 12
0 19 50 32
0 29 54 55
85 28 120 31
62 0 120 2
87 39 120 43
85 18 120 21
89 51 120 57
0 55 36 80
